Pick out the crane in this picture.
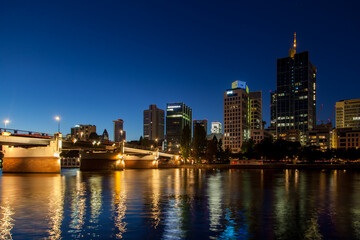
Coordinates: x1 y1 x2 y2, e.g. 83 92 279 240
317 104 323 123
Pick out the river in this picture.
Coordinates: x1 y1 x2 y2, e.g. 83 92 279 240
0 168 360 239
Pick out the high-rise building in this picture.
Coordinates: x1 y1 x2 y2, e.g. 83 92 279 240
193 120 207 135
211 121 222 134
223 80 250 152
249 91 262 129
143 104 165 141
113 119 126 142
274 33 317 143
166 103 192 152
71 125 97 141
335 99 360 129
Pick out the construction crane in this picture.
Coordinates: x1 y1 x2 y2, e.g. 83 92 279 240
317 104 323 123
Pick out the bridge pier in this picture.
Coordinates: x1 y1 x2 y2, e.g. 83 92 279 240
2 133 62 173
80 152 125 171
80 152 160 170
2 156 61 173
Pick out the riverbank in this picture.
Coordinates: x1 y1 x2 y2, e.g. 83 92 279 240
175 163 360 170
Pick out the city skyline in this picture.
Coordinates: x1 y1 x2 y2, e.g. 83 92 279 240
1 1 359 140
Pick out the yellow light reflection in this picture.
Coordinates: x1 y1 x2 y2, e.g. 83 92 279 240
113 171 127 238
47 176 64 240
89 176 102 227
69 171 86 236
208 172 223 231
151 170 161 229
0 200 14 239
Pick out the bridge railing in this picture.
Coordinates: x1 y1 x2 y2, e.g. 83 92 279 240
0 128 54 138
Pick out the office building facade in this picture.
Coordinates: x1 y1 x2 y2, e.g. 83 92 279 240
335 99 360 129
71 125 97 141
274 34 317 143
223 80 250 152
166 103 192 152
143 104 165 141
193 120 208 135
211 121 222 134
249 91 262 130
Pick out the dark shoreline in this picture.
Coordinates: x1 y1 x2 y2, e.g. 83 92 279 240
171 163 360 170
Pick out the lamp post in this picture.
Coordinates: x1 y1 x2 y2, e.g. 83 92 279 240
55 116 61 133
4 119 10 131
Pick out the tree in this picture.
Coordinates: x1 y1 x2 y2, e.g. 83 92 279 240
206 136 218 163
180 125 191 163
89 132 99 142
255 137 274 160
192 124 207 163
241 138 257 159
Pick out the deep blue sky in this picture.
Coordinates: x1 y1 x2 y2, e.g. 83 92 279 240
1 0 359 140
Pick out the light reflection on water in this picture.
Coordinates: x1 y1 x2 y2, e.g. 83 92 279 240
1 168 360 239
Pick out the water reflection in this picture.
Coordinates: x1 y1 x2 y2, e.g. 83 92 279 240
68 171 86 238
208 172 222 233
1 169 360 239
162 169 185 239
0 199 14 239
46 176 65 239
113 171 127 239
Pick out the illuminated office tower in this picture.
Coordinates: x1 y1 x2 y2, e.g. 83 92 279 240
211 121 222 134
143 104 165 141
166 103 192 152
223 80 250 153
275 33 316 143
335 99 360 129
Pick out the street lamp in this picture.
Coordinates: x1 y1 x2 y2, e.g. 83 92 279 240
55 116 61 133
4 119 10 131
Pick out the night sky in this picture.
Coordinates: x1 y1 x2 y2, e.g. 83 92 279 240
1 0 359 140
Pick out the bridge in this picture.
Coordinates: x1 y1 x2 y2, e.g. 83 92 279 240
0 128 179 173
0 128 62 173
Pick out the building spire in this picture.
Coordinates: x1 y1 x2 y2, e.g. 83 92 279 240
289 32 297 58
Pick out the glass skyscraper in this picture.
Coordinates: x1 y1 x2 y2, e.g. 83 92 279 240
272 35 316 142
166 103 192 152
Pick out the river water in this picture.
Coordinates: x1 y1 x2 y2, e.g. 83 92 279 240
0 168 360 239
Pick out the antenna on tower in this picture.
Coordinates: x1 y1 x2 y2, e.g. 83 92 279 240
289 32 297 58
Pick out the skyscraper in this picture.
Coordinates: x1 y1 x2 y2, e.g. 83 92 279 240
249 91 262 130
223 80 250 152
166 103 192 152
274 33 316 143
193 120 208 135
143 104 165 141
113 119 126 142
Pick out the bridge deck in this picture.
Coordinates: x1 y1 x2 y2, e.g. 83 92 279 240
0 135 51 146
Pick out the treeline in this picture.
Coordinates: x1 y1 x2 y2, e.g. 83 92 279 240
180 124 360 163
180 125 231 163
238 138 360 162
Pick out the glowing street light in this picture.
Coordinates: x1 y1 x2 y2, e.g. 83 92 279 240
4 119 10 130
55 116 61 133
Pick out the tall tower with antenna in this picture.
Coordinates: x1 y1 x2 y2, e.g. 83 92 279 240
273 33 317 144
289 32 297 58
